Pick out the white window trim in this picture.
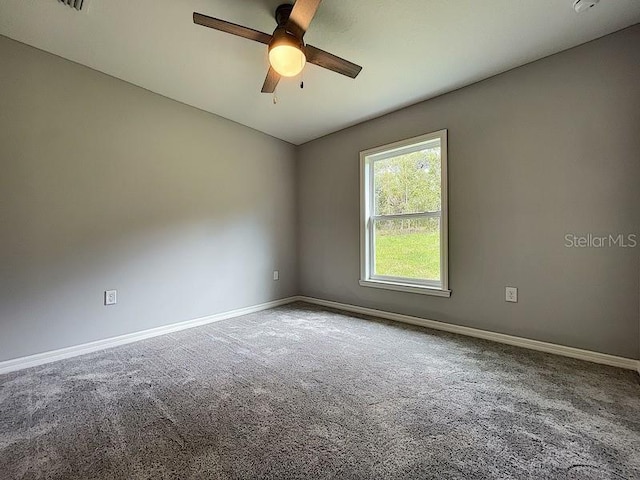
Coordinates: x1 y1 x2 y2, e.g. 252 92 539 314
359 129 451 298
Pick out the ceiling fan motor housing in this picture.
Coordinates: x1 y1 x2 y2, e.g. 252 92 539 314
275 3 294 28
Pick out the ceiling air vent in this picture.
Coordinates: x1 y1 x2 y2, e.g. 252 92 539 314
58 0 84 11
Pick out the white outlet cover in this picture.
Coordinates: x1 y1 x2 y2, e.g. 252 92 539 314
104 290 117 306
273 271 279 281
505 287 518 303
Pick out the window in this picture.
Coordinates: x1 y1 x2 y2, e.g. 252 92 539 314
360 130 450 297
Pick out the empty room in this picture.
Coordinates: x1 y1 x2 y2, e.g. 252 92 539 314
1 0 639 478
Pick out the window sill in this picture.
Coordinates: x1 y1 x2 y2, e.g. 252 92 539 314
359 279 452 297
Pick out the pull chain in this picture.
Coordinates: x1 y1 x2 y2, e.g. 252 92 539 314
300 54 305 89
273 89 278 104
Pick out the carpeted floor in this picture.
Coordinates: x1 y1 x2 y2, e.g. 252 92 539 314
1 302 639 480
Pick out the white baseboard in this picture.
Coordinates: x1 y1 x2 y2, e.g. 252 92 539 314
2 295 638 375
297 296 640 372
0 296 298 375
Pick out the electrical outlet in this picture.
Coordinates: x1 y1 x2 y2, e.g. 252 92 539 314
505 287 518 303
104 290 117 306
273 270 279 281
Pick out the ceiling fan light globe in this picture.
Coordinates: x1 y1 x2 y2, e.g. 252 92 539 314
269 45 306 77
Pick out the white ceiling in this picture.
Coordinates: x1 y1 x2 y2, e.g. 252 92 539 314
1 0 639 144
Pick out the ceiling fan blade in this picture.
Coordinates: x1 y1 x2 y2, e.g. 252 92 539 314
286 0 322 38
261 67 281 93
305 45 362 79
193 13 272 45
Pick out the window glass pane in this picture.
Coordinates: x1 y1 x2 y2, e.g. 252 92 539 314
374 217 441 281
373 144 441 215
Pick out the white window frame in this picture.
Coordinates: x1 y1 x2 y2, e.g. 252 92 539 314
359 129 451 297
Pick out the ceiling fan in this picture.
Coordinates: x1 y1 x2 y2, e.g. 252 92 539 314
193 0 362 93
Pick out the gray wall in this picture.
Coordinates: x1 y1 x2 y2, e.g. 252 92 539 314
2 26 639 364
297 25 640 359
0 36 298 361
